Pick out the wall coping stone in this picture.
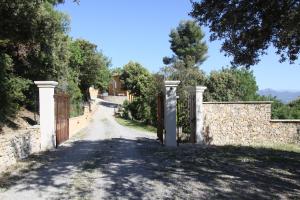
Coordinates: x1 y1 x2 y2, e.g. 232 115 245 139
195 86 207 93
164 80 180 87
34 81 58 88
270 119 300 123
203 101 273 104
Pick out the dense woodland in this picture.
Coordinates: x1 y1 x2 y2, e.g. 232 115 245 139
0 1 299 130
0 0 111 126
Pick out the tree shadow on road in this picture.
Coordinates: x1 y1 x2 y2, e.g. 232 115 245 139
0 137 299 199
99 101 119 108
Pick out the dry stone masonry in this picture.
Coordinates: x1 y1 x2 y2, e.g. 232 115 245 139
203 102 300 145
0 127 40 172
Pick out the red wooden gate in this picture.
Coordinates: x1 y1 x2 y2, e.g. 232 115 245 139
54 93 70 146
157 92 164 144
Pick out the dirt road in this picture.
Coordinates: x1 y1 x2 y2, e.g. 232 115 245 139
0 100 299 199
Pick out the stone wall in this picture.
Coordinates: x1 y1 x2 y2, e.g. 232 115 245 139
0 127 40 172
270 120 300 144
69 100 98 137
203 102 300 145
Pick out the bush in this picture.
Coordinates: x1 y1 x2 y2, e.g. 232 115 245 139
258 95 300 119
122 100 131 120
119 62 161 125
0 54 31 123
204 68 258 101
121 98 152 124
67 73 84 118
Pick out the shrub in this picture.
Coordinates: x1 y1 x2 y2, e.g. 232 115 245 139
122 100 131 120
0 54 31 123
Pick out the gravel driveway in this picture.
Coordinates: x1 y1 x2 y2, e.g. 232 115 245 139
0 100 299 199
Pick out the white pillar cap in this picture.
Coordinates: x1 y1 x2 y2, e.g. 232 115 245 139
195 86 207 92
164 80 180 87
34 81 58 88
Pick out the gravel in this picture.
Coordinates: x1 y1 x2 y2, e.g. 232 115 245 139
0 100 299 199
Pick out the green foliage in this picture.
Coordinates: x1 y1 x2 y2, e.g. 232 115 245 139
164 20 208 68
120 62 153 97
126 97 151 122
256 95 300 119
205 68 258 101
0 0 68 46
0 0 71 122
0 0 111 123
121 100 131 119
67 70 84 117
69 39 111 100
0 0 70 81
120 62 161 125
288 99 300 119
0 54 31 122
65 38 111 117
165 65 206 87
190 0 300 67
110 67 123 75
96 64 111 91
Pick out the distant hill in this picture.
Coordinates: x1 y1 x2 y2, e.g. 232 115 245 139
258 89 300 103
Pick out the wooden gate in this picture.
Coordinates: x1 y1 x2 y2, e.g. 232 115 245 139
54 93 70 146
157 92 164 144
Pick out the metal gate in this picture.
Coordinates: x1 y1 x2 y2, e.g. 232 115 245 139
157 92 164 144
54 93 70 146
176 90 196 143
188 92 196 143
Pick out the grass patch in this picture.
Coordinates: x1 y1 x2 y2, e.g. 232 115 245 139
252 143 300 153
114 117 156 133
269 143 300 153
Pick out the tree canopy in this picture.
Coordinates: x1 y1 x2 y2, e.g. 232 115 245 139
119 62 158 124
0 0 111 123
190 0 300 67
0 0 70 122
120 62 153 97
258 95 300 119
69 39 111 100
163 20 208 68
205 68 259 101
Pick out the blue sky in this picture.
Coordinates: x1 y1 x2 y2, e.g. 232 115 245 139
57 0 300 91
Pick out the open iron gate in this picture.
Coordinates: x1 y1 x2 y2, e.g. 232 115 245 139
176 90 196 143
54 93 70 146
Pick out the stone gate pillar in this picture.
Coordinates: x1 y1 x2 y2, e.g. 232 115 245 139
35 81 58 150
164 81 180 147
195 86 206 144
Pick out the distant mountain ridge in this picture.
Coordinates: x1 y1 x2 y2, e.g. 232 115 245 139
258 89 300 103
